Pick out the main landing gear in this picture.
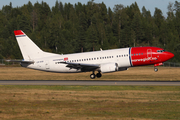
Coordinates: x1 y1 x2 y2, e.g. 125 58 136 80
90 71 102 79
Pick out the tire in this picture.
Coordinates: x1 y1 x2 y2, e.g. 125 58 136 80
90 74 96 79
96 73 102 78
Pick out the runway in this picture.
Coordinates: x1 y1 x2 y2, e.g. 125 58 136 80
0 80 180 86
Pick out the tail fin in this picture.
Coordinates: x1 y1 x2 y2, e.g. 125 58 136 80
14 30 46 60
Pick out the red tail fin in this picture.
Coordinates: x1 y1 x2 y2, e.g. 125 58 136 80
14 30 25 36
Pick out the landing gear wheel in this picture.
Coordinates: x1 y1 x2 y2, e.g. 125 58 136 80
154 68 158 72
90 73 96 79
96 72 102 78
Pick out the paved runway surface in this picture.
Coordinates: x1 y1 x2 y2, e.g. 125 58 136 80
0 80 180 86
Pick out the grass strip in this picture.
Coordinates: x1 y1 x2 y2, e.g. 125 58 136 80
0 67 180 80
0 85 180 119
0 85 180 91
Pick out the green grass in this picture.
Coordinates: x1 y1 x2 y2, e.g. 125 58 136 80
0 85 180 120
1 67 180 80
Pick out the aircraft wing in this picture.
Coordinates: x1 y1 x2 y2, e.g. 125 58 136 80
6 60 34 64
60 62 100 72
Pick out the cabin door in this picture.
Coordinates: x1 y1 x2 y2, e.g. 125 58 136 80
45 61 50 69
147 49 152 58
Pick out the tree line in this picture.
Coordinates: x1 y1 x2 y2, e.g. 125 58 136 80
0 0 180 62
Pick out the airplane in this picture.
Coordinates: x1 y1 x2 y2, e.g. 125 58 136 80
10 30 174 79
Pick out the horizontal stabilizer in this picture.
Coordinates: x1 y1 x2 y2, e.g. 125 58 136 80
6 60 34 64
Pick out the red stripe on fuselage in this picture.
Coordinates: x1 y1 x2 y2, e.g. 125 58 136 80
131 47 164 66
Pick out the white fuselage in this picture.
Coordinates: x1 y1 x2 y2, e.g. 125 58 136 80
22 48 131 73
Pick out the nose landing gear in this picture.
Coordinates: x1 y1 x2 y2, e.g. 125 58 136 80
90 71 102 79
154 63 163 72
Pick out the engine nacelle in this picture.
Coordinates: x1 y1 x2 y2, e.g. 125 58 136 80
100 63 118 73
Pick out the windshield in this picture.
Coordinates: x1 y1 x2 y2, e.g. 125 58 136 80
157 50 165 53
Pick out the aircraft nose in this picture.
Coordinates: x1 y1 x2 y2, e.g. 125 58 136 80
166 52 174 59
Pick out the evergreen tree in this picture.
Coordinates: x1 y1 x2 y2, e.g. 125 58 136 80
86 24 98 51
107 7 113 26
0 1 180 62
131 12 144 46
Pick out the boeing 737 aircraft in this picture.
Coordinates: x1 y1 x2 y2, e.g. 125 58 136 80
11 30 174 79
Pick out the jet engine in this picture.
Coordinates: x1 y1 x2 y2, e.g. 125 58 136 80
100 63 118 73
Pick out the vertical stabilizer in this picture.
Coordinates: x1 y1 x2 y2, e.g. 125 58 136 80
14 30 44 60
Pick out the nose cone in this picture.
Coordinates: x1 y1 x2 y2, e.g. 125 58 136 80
166 52 174 59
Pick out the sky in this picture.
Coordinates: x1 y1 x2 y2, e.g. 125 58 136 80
0 0 177 17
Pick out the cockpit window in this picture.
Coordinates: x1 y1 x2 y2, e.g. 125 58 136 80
157 50 165 53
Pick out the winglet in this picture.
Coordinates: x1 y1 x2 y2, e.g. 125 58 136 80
14 30 25 36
